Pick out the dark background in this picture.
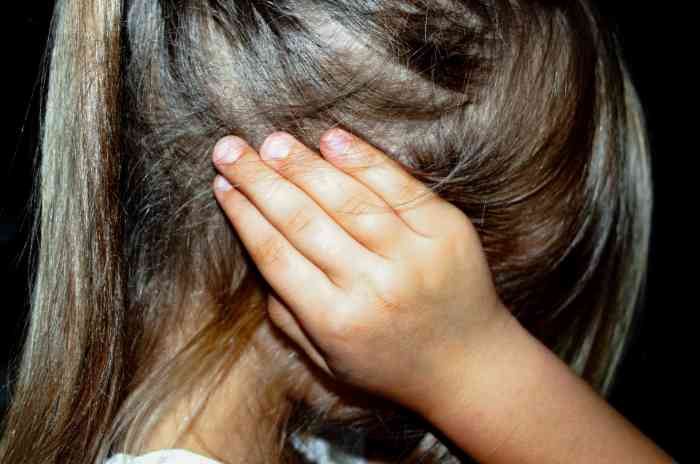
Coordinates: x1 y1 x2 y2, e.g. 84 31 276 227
0 3 686 462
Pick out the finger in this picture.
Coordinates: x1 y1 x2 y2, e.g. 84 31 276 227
319 128 461 238
213 176 341 337
212 136 384 287
267 292 333 377
258 132 412 259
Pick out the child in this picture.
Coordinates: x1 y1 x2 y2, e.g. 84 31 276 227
0 0 676 463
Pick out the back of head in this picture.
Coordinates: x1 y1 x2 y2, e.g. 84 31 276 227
1 0 651 463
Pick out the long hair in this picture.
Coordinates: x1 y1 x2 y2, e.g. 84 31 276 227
1 0 651 463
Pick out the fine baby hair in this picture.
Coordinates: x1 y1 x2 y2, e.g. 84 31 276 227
1 0 650 463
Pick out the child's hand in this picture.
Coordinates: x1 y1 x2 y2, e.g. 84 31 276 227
211 128 511 408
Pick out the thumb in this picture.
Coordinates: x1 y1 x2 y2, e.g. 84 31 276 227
266 292 333 377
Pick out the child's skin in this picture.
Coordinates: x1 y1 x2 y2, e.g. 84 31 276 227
211 128 674 463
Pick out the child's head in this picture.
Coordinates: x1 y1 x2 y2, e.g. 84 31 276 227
1 1 650 463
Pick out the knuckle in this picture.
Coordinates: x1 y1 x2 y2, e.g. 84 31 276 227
449 212 480 250
250 234 288 269
238 164 279 190
368 264 402 291
394 181 426 210
322 319 373 366
344 150 381 173
323 312 353 342
284 207 317 237
320 297 364 341
336 196 386 229
356 213 386 241
337 194 372 216
366 265 415 309
447 205 476 236
372 291 406 315
277 151 313 179
433 206 476 248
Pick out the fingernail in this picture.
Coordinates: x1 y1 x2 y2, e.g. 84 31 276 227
213 136 247 164
214 175 233 192
324 129 351 155
261 133 293 160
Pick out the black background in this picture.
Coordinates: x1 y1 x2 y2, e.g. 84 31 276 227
0 3 686 462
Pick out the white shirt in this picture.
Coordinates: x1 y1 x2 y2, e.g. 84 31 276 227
106 449 221 464
105 434 367 463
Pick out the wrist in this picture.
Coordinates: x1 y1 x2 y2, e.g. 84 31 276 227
408 303 544 461
406 306 674 464
407 306 534 461
409 302 519 419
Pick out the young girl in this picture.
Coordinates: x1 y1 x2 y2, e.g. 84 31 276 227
0 0 676 463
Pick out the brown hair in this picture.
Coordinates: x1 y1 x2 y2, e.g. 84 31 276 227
0 0 651 463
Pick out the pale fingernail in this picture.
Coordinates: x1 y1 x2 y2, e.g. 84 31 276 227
214 175 233 192
261 133 293 160
213 136 247 164
324 129 351 155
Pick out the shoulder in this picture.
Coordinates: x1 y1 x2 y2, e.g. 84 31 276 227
105 449 222 464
